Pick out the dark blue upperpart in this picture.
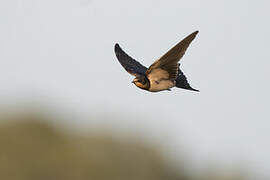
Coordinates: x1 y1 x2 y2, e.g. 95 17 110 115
114 44 147 76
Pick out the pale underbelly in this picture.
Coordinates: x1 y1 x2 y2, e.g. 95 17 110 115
148 80 175 92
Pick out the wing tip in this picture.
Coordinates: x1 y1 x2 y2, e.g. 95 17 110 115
114 43 120 51
192 30 199 37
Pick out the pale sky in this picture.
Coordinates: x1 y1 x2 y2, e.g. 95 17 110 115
0 0 270 179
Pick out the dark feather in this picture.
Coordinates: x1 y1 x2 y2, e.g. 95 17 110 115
175 65 199 92
146 31 199 80
114 44 147 76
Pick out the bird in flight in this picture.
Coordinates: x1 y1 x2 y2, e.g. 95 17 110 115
114 31 199 92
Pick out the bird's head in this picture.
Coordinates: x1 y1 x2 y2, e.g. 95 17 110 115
132 75 150 90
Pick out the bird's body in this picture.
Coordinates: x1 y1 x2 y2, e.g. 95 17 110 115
147 68 175 92
114 31 199 92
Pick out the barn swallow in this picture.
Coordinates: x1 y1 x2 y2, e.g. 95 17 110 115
114 31 199 92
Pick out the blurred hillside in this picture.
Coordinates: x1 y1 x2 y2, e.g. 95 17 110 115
0 113 246 180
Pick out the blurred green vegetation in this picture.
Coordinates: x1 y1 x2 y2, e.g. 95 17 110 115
0 113 246 180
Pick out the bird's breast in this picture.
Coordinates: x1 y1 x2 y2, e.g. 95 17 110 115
147 68 175 92
148 79 175 92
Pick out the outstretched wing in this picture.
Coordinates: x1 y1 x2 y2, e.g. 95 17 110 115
114 44 147 77
146 31 199 80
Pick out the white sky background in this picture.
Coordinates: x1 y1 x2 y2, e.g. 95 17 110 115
0 0 270 178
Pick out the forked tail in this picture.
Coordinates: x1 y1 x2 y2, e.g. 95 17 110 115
175 65 199 92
